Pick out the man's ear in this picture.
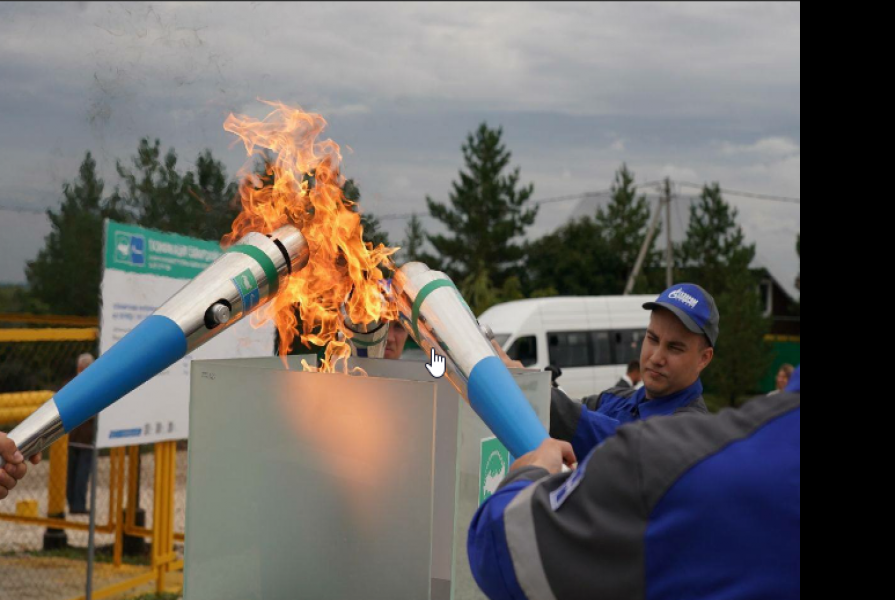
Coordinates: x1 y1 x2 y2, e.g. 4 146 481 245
698 346 714 374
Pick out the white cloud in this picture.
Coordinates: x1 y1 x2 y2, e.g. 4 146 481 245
0 1 799 283
659 165 700 182
721 137 800 158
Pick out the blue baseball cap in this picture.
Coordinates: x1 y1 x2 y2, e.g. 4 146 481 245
643 284 720 347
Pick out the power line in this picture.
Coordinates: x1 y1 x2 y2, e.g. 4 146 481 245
378 180 668 222
0 179 798 221
376 179 798 223
676 182 800 204
377 193 588 222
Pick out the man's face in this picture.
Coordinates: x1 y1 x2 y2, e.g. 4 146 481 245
640 308 713 398
776 369 790 391
629 369 642 387
385 322 410 360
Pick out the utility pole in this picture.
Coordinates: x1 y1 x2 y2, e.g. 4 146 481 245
664 178 674 288
624 193 663 295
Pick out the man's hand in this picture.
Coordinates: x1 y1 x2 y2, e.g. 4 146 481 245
491 339 524 370
510 439 577 476
0 433 40 501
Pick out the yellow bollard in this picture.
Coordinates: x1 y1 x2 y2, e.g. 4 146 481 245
0 390 55 408
0 405 44 423
153 441 178 593
43 435 70 550
47 435 70 516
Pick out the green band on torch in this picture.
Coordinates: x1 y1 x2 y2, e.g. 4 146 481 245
226 245 280 297
411 279 458 343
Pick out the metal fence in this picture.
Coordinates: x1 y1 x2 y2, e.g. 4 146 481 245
1 316 186 600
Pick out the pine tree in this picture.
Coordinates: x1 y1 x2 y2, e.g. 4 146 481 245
595 164 658 293
400 213 426 264
26 141 241 317
526 217 625 297
681 183 771 407
111 138 240 240
342 179 390 248
426 124 537 287
25 153 128 316
680 183 754 294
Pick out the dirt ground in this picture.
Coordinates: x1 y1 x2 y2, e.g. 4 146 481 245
0 450 188 600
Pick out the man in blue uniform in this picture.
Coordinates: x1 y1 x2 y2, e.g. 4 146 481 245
551 283 719 460
469 366 801 600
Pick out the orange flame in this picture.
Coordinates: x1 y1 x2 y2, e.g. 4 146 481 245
223 101 398 373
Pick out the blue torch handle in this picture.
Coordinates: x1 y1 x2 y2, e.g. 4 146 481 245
467 357 549 458
54 315 188 432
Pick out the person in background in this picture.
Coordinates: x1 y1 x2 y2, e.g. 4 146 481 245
384 321 411 360
544 365 564 390
67 353 95 515
769 363 795 396
492 340 565 390
615 360 642 390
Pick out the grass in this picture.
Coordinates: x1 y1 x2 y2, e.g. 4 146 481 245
2 545 152 567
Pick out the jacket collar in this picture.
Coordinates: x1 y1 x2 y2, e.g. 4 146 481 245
636 379 704 418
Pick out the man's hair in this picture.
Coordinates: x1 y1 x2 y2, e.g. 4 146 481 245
77 353 95 369
627 360 640 374
779 363 795 377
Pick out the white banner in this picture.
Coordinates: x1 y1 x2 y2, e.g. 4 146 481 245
96 221 275 448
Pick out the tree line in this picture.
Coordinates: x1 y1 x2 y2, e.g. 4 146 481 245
16 125 799 404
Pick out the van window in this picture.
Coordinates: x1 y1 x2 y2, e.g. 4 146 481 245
507 336 538 367
613 330 645 365
592 331 613 366
548 331 592 368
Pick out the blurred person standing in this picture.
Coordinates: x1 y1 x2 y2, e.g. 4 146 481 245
615 360 642 389
769 363 795 396
67 353 95 514
384 320 411 361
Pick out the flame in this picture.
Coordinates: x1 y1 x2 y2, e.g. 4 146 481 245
223 101 398 373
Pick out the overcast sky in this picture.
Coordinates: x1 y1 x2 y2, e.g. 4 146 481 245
0 1 800 289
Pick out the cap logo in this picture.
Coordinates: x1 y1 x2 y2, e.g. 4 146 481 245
668 288 700 309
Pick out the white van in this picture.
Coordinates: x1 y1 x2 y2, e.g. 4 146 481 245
479 296 656 400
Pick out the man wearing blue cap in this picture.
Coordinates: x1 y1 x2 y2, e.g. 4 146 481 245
550 283 719 460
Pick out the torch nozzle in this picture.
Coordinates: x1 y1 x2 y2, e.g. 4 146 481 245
393 262 548 457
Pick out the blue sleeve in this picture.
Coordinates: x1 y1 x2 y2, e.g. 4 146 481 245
468 481 534 600
785 366 800 393
570 410 621 460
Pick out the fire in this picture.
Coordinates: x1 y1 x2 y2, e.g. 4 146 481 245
223 101 398 373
